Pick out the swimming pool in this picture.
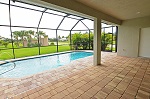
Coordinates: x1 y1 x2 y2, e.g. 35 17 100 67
0 51 93 78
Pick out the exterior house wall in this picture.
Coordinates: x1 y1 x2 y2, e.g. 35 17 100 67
139 27 150 58
118 16 150 57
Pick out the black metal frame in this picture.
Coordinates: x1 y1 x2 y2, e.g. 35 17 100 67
8 0 15 58
0 0 118 59
37 8 47 55
102 26 118 52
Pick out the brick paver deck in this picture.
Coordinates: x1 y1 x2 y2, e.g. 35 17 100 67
0 52 150 99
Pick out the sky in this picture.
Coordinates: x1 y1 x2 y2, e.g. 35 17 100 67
0 0 115 39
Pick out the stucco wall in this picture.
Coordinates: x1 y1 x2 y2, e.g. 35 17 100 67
139 27 150 58
118 16 150 57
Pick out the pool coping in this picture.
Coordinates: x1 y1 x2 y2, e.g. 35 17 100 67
0 50 93 64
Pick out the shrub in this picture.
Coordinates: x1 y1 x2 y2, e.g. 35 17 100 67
34 42 41 47
0 40 3 46
27 43 32 47
101 33 112 51
50 42 55 46
2 41 9 48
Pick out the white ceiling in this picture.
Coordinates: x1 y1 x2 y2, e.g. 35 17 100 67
75 0 150 20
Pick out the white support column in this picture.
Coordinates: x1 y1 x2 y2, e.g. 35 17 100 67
93 18 101 66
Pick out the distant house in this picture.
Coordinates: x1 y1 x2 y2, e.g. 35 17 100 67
23 36 48 47
59 38 67 41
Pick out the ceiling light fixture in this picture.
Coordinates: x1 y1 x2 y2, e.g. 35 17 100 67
136 12 140 14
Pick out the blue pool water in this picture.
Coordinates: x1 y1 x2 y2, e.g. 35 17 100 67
0 51 93 78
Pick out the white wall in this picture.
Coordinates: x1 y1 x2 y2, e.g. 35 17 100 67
118 26 140 57
118 16 150 57
139 27 150 58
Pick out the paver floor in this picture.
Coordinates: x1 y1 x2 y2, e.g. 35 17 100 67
0 52 150 99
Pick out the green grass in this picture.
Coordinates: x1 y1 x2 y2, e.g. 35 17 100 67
58 41 69 45
49 41 69 45
105 44 116 52
0 41 69 49
113 41 116 45
0 45 70 60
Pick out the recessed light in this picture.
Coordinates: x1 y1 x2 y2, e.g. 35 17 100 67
136 12 140 14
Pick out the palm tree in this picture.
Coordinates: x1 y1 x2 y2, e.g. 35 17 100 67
18 30 28 47
27 30 34 43
25 30 35 47
13 31 20 47
38 31 46 38
34 31 46 46
35 31 46 39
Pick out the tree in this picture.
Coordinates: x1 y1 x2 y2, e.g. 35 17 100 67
71 32 82 45
58 35 61 40
48 38 57 42
70 32 88 49
69 32 112 50
13 31 20 47
34 31 46 46
2 41 9 48
27 30 34 41
89 32 94 49
81 33 89 49
0 40 3 46
18 30 28 47
101 32 112 51
35 31 46 39
26 30 34 47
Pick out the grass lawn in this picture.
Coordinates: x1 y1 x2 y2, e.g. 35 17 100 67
0 45 70 60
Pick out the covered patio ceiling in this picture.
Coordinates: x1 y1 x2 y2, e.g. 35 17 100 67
29 0 150 24
75 0 150 20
